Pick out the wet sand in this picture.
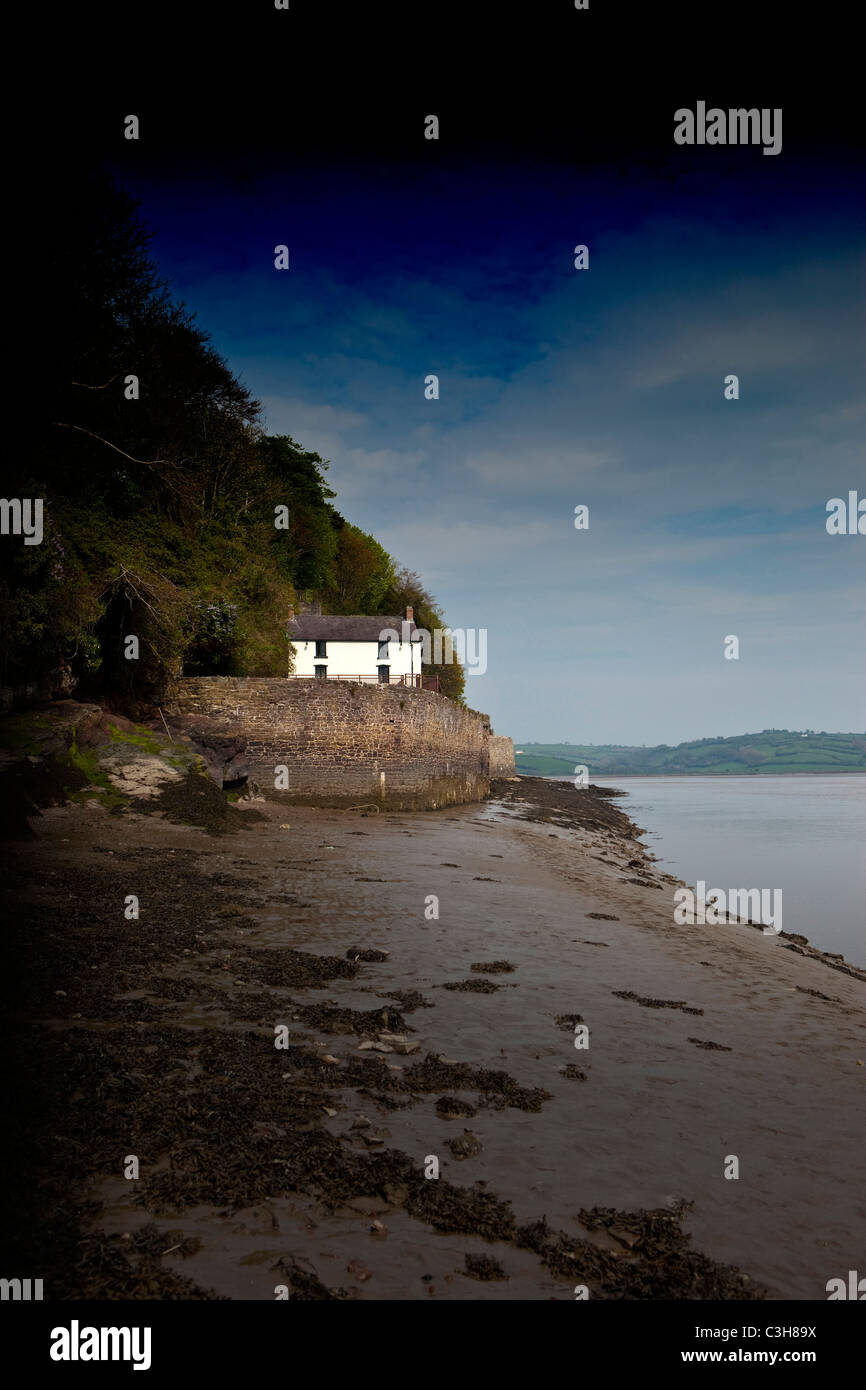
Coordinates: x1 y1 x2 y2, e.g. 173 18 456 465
2 777 863 1300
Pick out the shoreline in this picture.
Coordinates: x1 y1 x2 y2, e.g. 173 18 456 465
527 771 866 777
2 775 863 1299
531 773 866 973
494 777 866 980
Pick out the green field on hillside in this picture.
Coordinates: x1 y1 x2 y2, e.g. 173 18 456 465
515 731 866 777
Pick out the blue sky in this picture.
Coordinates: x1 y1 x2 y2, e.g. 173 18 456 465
115 153 865 743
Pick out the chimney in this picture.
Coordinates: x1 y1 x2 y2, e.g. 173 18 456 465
287 605 294 622
405 605 414 623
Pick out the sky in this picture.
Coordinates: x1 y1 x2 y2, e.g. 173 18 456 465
113 149 865 744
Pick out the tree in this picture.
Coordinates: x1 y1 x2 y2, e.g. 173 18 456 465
328 524 395 613
258 435 339 593
383 567 466 703
35 172 261 519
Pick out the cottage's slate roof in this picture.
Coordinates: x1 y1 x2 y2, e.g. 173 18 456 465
288 614 418 641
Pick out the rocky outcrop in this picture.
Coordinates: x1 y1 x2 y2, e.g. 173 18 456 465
97 745 184 799
160 713 252 788
0 701 213 836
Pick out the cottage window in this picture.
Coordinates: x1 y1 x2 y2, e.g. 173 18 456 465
377 665 390 684
314 665 327 679
315 640 327 658
377 639 389 660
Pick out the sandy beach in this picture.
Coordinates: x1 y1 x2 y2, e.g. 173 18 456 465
2 777 863 1301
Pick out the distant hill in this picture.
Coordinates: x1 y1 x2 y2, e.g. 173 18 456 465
515 731 866 777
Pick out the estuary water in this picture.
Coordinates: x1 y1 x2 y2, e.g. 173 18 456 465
575 775 866 967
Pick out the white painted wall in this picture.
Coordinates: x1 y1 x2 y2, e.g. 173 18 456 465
291 637 416 679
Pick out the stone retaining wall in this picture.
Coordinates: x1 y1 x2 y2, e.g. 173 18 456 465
489 734 516 777
164 677 490 810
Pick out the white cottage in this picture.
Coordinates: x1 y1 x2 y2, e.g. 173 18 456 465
288 605 429 686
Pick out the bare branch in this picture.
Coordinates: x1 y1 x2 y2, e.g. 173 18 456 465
54 423 181 492
70 374 122 391
99 566 176 633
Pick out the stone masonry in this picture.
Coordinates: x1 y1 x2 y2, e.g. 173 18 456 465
489 734 516 777
164 677 491 810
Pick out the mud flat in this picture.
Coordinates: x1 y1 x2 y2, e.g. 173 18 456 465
1 775 863 1300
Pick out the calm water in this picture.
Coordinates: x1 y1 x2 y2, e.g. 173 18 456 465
563 775 866 967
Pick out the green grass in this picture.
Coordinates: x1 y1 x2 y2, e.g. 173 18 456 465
64 733 126 809
107 724 165 756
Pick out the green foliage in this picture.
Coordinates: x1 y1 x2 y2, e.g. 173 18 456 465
381 567 467 703
515 731 866 777
185 599 240 674
328 523 395 613
97 568 193 698
258 435 339 594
